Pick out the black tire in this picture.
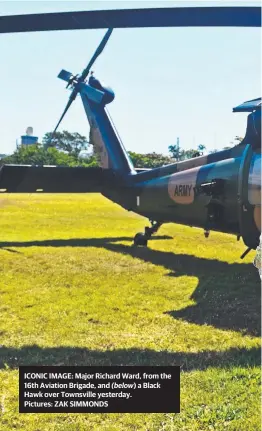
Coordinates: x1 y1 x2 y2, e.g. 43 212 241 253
133 233 148 246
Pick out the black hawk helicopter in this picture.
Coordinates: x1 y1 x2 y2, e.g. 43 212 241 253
0 6 261 257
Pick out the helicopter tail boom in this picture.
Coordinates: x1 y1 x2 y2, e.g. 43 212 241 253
0 165 115 193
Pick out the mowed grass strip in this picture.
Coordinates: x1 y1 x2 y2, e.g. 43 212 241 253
0 194 260 431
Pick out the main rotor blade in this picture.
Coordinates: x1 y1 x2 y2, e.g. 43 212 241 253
51 91 76 137
0 7 260 34
80 28 113 81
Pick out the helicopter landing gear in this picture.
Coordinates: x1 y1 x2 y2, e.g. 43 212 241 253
204 229 210 238
133 221 162 247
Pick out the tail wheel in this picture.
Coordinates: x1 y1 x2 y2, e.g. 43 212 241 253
133 233 148 246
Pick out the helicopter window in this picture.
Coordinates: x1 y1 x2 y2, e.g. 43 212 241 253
248 153 261 205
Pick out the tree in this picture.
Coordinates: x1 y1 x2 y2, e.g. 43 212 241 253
42 131 89 159
181 149 199 159
78 152 99 167
227 136 244 148
168 144 182 161
235 136 243 143
169 143 206 161
0 144 97 167
185 144 206 158
128 151 172 168
197 144 206 155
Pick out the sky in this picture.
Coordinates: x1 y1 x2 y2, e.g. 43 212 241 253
0 1 261 155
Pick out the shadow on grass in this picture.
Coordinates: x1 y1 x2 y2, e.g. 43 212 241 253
0 345 260 371
0 236 171 250
1 247 22 254
0 236 260 336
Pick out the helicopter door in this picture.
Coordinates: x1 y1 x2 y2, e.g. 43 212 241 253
238 145 261 249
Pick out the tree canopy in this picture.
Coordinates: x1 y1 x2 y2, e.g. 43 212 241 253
128 151 173 168
0 144 95 167
1 130 222 169
168 143 206 161
42 131 89 158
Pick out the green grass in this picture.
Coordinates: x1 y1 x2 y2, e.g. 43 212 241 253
0 193 260 431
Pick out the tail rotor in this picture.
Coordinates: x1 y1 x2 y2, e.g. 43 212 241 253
50 28 113 143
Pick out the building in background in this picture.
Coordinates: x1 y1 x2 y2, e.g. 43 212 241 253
17 127 38 147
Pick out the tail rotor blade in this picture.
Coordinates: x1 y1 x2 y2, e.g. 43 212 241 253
51 91 76 140
80 28 113 81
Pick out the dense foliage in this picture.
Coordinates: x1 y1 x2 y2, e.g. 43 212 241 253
1 130 240 168
168 143 206 160
128 151 173 168
42 131 89 158
0 144 96 167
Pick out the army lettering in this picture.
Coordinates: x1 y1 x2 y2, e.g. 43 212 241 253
173 185 192 197
168 166 201 204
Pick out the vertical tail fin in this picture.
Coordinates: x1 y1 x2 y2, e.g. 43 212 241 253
80 79 136 175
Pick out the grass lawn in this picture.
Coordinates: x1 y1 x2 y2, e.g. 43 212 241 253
0 193 260 431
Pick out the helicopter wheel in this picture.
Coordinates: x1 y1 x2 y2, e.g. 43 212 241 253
133 233 148 247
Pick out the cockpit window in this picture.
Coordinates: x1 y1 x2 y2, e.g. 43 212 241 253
248 153 261 205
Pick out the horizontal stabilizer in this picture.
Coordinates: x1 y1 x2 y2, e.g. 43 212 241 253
233 97 261 112
58 69 73 82
0 165 115 193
